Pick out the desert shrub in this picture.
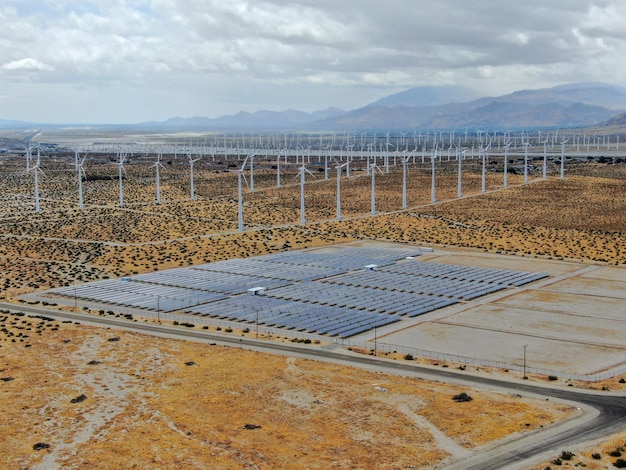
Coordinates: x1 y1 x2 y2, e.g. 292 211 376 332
610 448 623 457
614 459 626 468
560 451 574 460
452 392 472 402
592 453 601 460
548 375 558 381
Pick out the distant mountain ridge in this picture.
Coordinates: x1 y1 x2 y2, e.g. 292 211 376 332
150 82 626 131
3 82 626 131
143 107 347 129
316 82 626 130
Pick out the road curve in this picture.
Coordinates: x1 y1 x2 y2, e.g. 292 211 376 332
4 302 626 470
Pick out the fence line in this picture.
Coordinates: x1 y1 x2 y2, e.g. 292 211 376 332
15 295 626 383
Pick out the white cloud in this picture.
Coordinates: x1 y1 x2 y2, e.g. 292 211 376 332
1 0 626 123
2 57 54 72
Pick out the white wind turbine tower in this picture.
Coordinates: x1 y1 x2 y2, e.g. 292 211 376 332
503 142 512 188
481 142 491 193
154 152 165 204
457 149 466 198
431 147 437 204
29 146 44 213
335 161 349 220
295 162 314 224
74 149 88 210
542 140 549 179
523 142 532 183
237 156 250 231
187 153 201 201
117 152 127 207
370 162 383 215
560 139 569 179
401 153 410 209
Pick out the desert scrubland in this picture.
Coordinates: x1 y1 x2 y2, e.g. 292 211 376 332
1 151 625 468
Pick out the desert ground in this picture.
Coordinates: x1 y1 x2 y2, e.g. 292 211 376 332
1 147 626 468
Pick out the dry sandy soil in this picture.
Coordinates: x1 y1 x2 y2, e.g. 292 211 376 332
0 154 625 468
0 312 574 469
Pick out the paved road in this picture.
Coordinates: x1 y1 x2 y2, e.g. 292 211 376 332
4 302 626 470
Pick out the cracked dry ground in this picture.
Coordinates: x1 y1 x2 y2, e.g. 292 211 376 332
0 314 573 469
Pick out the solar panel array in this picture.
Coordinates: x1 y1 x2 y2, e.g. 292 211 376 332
46 245 549 338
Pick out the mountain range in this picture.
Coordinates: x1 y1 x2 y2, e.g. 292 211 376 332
139 82 626 131
2 82 626 131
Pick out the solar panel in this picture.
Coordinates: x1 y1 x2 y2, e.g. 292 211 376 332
40 245 549 338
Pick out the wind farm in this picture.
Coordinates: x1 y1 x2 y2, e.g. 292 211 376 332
2 125 626 469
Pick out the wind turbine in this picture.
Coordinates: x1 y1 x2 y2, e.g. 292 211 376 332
481 142 491 193
457 149 465 198
542 139 549 179
431 147 437 204
29 146 44 213
276 150 282 188
153 152 165 204
370 162 383 215
117 152 127 207
236 156 250 231
503 142 512 188
335 161 349 220
523 142 532 183
560 139 569 179
295 162 314 224
187 153 201 201
401 153 410 209
74 149 88 209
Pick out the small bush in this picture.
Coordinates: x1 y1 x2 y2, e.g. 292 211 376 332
225 327 233 333
548 375 558 381
614 459 626 468
560 451 574 461
552 457 562 465
452 392 472 402
610 449 623 457
592 453 601 460
404 354 414 360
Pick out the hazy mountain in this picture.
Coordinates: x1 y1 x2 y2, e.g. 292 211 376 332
599 111 626 127
470 82 626 110
315 82 626 130
0 119 32 129
3 82 625 131
366 85 480 108
146 107 347 129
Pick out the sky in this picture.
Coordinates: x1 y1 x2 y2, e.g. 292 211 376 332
1 0 626 124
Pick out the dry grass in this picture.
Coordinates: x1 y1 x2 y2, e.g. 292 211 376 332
0 154 624 467
0 313 573 469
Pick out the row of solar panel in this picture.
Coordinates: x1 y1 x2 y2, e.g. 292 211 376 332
52 279 226 312
191 258 344 282
263 283 459 317
383 261 548 286
185 296 401 337
321 270 508 300
129 268 288 294
259 246 421 270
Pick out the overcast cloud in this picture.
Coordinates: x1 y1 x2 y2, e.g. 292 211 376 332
1 0 625 123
